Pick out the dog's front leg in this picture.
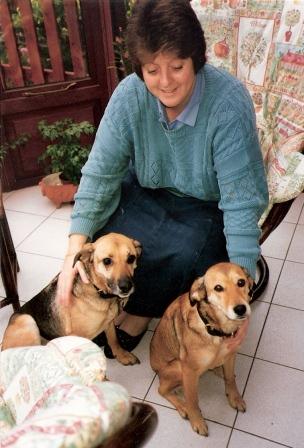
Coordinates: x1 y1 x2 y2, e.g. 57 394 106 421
105 323 140 366
182 364 208 436
223 353 246 411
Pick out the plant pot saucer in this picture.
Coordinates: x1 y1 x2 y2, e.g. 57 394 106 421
39 172 78 208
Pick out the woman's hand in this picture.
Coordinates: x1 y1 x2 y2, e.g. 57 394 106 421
55 234 90 307
225 317 249 351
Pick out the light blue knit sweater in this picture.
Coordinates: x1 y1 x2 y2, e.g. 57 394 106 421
71 64 269 278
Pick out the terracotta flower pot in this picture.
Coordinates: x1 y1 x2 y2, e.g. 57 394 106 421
39 172 78 208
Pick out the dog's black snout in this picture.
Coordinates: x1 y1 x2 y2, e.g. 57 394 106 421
234 304 247 316
118 278 133 294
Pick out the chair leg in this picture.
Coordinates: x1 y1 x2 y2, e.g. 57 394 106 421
100 402 158 448
0 216 21 312
251 255 269 303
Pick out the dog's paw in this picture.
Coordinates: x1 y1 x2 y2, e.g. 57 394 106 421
227 392 246 412
118 351 140 366
190 417 209 436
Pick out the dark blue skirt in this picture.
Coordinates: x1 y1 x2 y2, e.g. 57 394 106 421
93 170 228 317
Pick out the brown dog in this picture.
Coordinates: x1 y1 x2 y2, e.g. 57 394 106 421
2 233 142 365
150 262 253 436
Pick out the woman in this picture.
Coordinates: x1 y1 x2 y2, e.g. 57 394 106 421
57 0 268 356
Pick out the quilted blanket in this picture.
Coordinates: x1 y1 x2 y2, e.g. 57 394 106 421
192 0 304 224
0 336 131 448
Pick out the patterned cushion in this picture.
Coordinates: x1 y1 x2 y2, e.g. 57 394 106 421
0 336 131 448
192 0 304 224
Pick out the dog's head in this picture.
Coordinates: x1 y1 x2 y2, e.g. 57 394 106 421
189 262 253 323
73 233 142 299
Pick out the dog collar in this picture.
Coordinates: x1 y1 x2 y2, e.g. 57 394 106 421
92 283 118 299
197 306 236 338
189 293 236 337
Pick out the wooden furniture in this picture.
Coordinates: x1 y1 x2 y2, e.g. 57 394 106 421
0 178 20 311
251 198 300 303
101 402 158 448
1 0 116 191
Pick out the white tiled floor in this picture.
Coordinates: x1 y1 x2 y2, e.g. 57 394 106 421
1 187 304 448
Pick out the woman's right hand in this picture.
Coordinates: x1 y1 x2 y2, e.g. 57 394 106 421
55 235 90 307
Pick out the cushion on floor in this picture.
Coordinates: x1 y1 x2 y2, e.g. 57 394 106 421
0 336 131 448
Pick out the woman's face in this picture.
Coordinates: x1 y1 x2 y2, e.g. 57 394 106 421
142 52 196 121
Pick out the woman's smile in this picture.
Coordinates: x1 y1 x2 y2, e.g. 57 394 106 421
142 52 196 121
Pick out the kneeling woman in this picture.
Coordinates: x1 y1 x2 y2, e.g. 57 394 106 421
56 0 268 356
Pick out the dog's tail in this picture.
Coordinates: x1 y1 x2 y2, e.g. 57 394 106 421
2 314 41 351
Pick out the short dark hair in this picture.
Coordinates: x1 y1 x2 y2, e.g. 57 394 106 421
126 0 207 79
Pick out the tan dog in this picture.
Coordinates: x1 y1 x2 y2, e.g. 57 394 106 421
150 262 253 436
2 233 142 366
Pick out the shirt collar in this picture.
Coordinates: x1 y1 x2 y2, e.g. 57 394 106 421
157 70 204 130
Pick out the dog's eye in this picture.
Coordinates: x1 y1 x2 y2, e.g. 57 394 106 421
103 258 112 266
237 279 246 287
127 254 136 264
214 284 224 292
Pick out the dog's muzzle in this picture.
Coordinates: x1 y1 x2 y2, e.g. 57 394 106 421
117 278 134 295
93 277 134 300
231 303 251 320
233 304 247 317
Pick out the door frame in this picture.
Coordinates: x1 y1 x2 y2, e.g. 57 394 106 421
1 0 117 190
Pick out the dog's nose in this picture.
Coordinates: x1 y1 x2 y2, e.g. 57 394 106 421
233 304 247 317
118 278 133 294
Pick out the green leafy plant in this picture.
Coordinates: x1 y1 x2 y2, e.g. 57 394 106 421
111 0 135 80
38 118 95 185
0 133 31 165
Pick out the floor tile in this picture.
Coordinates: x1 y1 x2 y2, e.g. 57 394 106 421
239 300 270 357
6 210 46 247
51 203 73 221
273 261 304 310
0 305 14 344
283 193 304 224
236 359 304 448
257 304 304 370
3 191 14 201
256 257 283 303
229 429 291 447
106 331 155 400
261 222 295 260
286 224 304 263
16 218 70 259
14 252 62 303
298 195 304 224
146 354 252 427
4 185 56 216
145 404 232 448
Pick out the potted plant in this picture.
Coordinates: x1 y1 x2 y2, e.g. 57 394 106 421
37 118 95 207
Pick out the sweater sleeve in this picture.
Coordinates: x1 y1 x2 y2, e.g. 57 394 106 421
69 82 134 239
212 87 269 279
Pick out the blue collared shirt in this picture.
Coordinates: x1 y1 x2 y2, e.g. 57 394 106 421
157 70 204 130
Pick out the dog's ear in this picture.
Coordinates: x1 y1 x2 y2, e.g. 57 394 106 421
133 239 142 257
73 244 95 268
189 276 207 306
